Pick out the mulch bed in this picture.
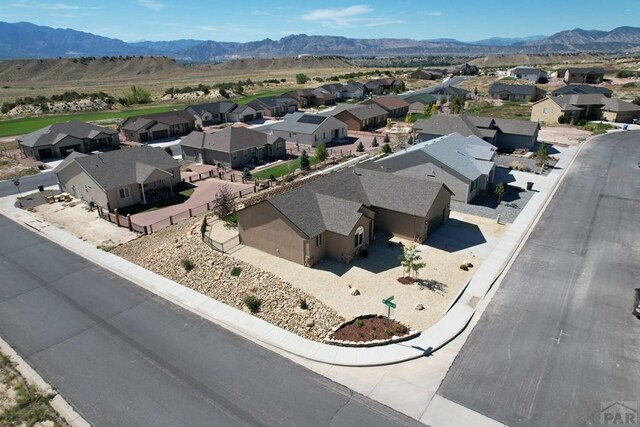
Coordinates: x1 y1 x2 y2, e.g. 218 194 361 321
397 276 416 285
329 315 410 343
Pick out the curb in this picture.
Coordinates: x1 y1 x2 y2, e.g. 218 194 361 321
0 336 89 427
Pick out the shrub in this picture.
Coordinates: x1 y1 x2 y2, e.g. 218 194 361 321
370 330 377 339
356 142 364 152
284 174 295 182
466 262 474 268
243 295 262 313
230 266 242 276
558 116 567 124
395 324 409 334
181 259 194 272
384 328 393 337
354 318 364 328
577 118 587 127
371 137 379 147
295 73 309 84
299 149 310 170
383 133 390 143
509 161 525 171
223 213 237 224
315 142 327 162
381 143 392 154
298 297 308 310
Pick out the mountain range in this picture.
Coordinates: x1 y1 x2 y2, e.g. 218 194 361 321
1 22 640 61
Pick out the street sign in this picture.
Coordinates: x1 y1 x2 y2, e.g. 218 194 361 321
382 296 396 317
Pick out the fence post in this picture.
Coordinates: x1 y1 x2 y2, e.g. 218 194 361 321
189 176 193 183
143 226 148 235
206 202 210 210
114 209 120 227
170 216 174 225
149 224 153 234
189 208 193 217
127 214 132 231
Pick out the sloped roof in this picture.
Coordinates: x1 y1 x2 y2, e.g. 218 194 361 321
56 146 179 191
135 162 172 184
186 101 237 116
551 84 613 97
366 96 410 111
266 112 335 134
180 127 283 153
544 94 606 111
266 167 448 238
52 150 88 174
602 98 640 112
493 119 540 137
18 121 116 148
510 67 543 75
399 93 437 104
566 67 605 74
414 115 485 139
430 86 470 97
122 110 194 131
489 83 541 96
324 103 388 121
370 133 495 183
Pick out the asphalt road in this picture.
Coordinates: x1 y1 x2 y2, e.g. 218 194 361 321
0 215 421 426
0 172 57 197
414 76 466 94
439 130 640 426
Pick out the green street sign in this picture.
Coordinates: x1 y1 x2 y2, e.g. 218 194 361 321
382 296 396 309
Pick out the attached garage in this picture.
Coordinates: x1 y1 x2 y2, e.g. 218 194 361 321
152 129 169 140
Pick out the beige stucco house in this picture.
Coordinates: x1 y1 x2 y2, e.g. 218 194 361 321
259 112 347 147
237 167 453 267
531 95 640 124
54 146 181 212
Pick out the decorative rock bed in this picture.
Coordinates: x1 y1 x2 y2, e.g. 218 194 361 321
324 314 420 348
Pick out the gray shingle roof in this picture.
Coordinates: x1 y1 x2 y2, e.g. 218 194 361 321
414 115 489 139
399 93 437 104
18 121 116 148
489 83 540 96
493 119 540 136
58 146 179 191
429 86 470 97
186 101 237 116
371 133 495 183
180 127 283 153
267 167 448 238
266 112 334 134
322 103 388 121
121 110 194 131
551 84 613 97
602 98 640 112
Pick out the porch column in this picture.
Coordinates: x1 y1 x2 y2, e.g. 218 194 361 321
169 178 173 195
141 184 147 204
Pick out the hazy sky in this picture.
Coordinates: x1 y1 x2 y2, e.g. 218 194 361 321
0 0 638 42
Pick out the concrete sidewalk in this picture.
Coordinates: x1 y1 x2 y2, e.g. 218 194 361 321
0 142 578 368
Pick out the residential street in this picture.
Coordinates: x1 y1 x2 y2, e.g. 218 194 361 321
0 214 421 426
438 130 640 426
0 172 57 197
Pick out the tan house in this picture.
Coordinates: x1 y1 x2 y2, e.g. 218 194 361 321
53 146 181 212
361 96 410 118
564 68 605 84
258 112 347 147
319 103 388 131
121 111 195 143
237 167 453 267
531 95 640 124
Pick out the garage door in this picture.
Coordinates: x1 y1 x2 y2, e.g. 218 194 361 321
152 130 169 140
243 114 254 122
140 133 149 143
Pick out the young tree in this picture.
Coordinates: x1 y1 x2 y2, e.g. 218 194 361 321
386 118 393 129
371 137 379 147
299 149 310 170
398 244 425 278
431 103 439 115
536 143 549 165
383 133 390 143
422 105 432 118
439 95 447 105
381 143 392 154
122 85 151 105
315 142 328 162
356 141 365 152
295 73 309 84
407 134 414 145
494 182 505 204
405 113 414 123
213 184 235 219
450 96 466 114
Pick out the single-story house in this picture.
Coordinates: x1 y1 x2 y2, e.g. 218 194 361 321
399 93 438 114
407 70 442 80
247 96 298 118
53 146 181 212
236 166 453 266
564 68 605 84
121 111 196 143
258 112 347 146
365 132 496 203
317 83 364 100
227 104 263 122
18 121 119 161
551 84 613 98
364 78 405 95
414 114 540 151
601 98 640 123
429 86 472 101
320 103 388 131
284 88 335 108
529 94 640 123
361 96 410 118
507 67 546 82
488 83 547 102
185 102 238 127
180 126 286 168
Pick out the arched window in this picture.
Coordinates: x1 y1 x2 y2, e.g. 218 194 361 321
354 226 364 248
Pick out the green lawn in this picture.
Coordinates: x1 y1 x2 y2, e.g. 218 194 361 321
118 183 195 215
234 90 287 105
465 101 532 121
252 156 321 179
0 103 186 138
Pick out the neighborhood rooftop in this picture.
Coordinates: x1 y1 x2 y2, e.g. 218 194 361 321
18 121 116 147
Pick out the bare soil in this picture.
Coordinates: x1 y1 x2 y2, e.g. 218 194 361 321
330 315 410 342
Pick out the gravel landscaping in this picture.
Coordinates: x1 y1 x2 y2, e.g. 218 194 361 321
494 153 557 175
451 182 535 224
111 217 344 341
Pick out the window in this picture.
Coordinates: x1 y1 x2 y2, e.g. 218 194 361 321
315 234 323 247
543 107 548 114
354 226 364 248
470 178 478 192
119 187 130 199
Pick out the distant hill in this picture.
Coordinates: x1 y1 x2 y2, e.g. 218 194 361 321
201 56 356 72
0 56 183 82
1 21 640 60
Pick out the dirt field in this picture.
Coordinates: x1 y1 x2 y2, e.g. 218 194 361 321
538 126 592 145
0 158 39 180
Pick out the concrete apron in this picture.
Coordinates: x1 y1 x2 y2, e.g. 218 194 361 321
0 140 585 367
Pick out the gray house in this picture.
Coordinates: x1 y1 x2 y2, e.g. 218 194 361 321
54 146 181 212
488 83 547 102
247 96 297 118
18 121 119 160
551 84 613 97
429 86 472 101
258 112 348 146
414 115 540 151
185 102 238 127
180 126 286 168
366 133 496 203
